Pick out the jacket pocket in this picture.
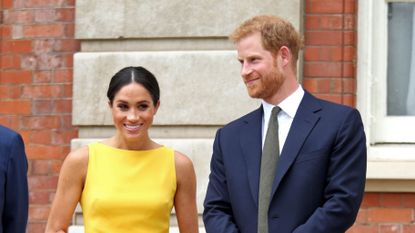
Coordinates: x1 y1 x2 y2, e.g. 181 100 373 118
294 147 330 164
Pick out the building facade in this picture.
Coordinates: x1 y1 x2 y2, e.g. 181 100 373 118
0 0 414 232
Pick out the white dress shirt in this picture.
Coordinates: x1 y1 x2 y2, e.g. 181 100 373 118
261 85 305 153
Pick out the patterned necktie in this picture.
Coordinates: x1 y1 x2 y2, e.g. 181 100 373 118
258 106 281 233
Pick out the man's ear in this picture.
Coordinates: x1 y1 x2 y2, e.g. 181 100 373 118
278 46 292 67
108 101 112 108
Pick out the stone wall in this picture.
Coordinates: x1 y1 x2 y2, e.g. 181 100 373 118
72 0 301 230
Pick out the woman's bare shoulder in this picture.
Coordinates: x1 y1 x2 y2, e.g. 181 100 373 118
174 150 195 182
62 145 89 171
174 150 194 169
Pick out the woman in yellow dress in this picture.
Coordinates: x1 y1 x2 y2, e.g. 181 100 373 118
45 66 199 233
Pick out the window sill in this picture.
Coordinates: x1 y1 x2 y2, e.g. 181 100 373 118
366 144 415 192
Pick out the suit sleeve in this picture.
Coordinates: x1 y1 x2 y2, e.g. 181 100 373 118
293 109 367 233
3 133 29 233
203 129 240 233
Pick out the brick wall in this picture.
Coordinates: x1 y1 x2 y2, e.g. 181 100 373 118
303 0 356 106
0 0 79 232
350 193 415 233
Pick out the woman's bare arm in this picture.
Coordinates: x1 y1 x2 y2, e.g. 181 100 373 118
45 146 88 233
174 151 199 233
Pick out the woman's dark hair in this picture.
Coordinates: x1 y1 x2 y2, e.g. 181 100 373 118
107 66 160 106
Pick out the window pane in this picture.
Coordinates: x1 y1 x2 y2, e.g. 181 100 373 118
387 2 415 116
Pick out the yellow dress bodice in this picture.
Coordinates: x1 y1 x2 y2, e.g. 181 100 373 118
80 142 176 233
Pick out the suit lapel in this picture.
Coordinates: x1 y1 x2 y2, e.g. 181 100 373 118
240 106 263 207
270 92 321 198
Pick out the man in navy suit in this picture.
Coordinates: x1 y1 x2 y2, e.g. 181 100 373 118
0 125 28 233
203 15 366 233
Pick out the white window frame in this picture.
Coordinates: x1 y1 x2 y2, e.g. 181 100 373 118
358 0 415 190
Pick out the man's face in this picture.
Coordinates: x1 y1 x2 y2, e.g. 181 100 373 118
236 32 284 103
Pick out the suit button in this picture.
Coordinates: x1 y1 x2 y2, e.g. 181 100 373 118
271 215 279 219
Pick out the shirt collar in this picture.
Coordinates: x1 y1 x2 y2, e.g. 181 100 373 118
261 85 305 118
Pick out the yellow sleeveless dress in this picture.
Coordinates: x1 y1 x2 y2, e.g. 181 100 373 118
80 142 176 233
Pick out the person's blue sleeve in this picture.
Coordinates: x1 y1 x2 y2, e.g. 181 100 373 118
3 133 29 233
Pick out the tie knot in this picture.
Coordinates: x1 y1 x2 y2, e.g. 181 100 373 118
271 106 281 117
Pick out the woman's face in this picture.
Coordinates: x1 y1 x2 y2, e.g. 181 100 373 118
110 82 159 142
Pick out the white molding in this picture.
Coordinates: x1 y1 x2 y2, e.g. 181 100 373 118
358 0 415 143
366 179 415 192
364 144 415 192
358 0 415 190
357 0 374 144
367 144 415 180
366 145 415 192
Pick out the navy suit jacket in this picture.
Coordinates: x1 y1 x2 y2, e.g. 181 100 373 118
203 92 367 233
0 125 28 233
